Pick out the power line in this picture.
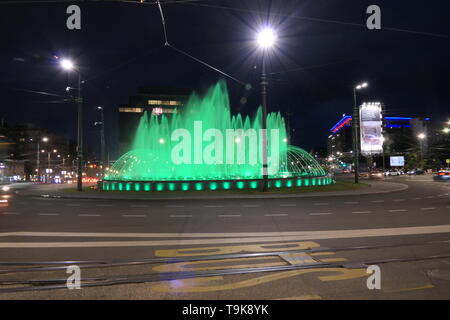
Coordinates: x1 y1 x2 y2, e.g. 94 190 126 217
179 2 450 40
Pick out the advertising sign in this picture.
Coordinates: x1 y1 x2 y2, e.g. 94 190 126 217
390 156 405 167
359 102 383 156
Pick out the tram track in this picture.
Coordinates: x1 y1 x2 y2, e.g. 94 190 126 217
1 239 450 293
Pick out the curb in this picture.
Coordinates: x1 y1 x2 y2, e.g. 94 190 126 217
22 181 409 202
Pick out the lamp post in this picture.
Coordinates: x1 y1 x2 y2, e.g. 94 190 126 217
417 133 426 168
96 106 106 178
61 59 83 191
36 136 48 182
352 82 368 183
257 27 276 192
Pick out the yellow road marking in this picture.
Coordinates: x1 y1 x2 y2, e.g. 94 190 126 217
151 268 367 293
276 295 322 300
384 284 434 293
155 241 320 257
153 257 285 273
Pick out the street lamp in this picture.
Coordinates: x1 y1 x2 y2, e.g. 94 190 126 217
60 58 83 191
96 106 106 178
257 27 276 192
36 136 48 182
417 133 426 168
352 82 368 183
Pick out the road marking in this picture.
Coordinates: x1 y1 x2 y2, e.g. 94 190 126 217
279 204 296 207
371 200 384 203
166 205 185 208
78 214 101 217
265 214 288 217
204 205 224 208
393 199 405 202
130 205 148 208
242 205 260 208
314 203 329 205
420 208 436 211
4 225 450 247
38 203 52 206
309 212 333 216
384 284 434 293
426 196 435 199
170 215 192 218
217 214 241 218
388 209 407 212
344 202 358 204
276 295 322 300
352 211 372 214
3 212 20 215
39 213 59 216
66 204 81 207
412 197 422 200
123 214 146 217
95 204 113 207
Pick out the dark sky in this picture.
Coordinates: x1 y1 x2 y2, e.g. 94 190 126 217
1 0 449 159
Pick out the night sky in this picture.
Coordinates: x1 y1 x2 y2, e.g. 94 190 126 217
1 0 449 159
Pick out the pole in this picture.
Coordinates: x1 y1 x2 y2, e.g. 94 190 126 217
100 108 106 178
36 141 40 182
419 139 423 168
77 73 83 191
352 88 360 183
47 152 51 183
261 51 269 192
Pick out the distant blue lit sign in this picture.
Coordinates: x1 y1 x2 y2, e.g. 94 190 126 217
390 156 405 167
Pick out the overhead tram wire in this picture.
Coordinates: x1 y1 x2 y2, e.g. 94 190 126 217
154 0 246 86
3 0 450 39
178 2 450 40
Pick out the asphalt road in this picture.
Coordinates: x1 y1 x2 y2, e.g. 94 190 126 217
0 175 449 299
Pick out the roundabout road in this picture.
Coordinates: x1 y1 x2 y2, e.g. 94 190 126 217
0 176 449 299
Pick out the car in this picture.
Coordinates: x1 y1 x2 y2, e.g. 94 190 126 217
0 184 13 212
369 170 384 180
385 169 401 176
407 169 425 175
434 170 450 181
358 172 369 178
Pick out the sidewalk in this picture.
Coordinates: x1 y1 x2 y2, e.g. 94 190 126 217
17 180 408 201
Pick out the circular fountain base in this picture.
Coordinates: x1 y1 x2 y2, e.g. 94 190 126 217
101 176 333 192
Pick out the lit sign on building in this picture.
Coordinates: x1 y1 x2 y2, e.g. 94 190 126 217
152 107 178 115
390 156 405 167
359 102 383 156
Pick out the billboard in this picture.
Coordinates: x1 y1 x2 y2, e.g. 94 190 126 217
390 156 405 167
359 102 383 156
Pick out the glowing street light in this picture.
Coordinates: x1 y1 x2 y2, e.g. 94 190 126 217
417 133 426 167
60 59 74 71
356 82 368 90
257 28 276 49
36 136 49 182
443 128 450 134
60 58 83 191
352 82 369 184
257 26 277 192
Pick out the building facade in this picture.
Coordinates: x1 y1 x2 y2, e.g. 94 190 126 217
118 86 191 155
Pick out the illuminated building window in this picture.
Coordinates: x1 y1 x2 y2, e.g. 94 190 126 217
119 107 144 113
149 100 182 106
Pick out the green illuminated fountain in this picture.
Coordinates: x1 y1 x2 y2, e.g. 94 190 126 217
102 80 330 192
